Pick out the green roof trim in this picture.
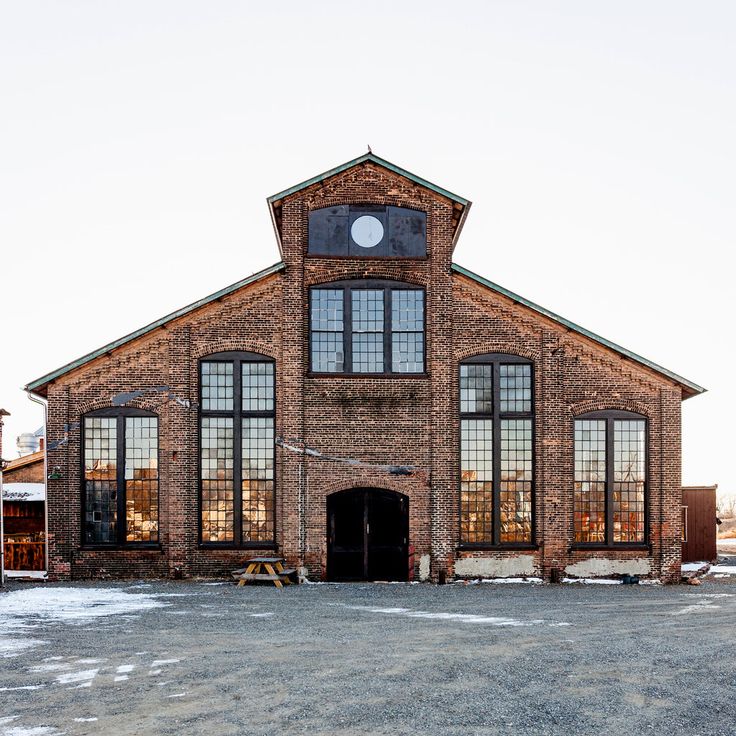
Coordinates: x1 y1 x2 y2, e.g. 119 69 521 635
26 261 286 393
267 152 470 207
452 263 706 398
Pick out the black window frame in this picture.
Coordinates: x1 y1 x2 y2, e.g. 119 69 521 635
458 353 536 550
80 406 160 550
308 279 426 376
198 351 277 549
572 410 649 549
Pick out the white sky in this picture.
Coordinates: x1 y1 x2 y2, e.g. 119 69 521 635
1 2 733 495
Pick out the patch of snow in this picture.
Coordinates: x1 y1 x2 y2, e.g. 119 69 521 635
347 605 554 627
150 658 180 667
639 579 662 585
148 669 162 676
681 562 709 572
562 578 622 585
2 728 61 736
250 612 274 618
56 668 98 685
709 565 736 575
0 685 45 691
114 676 128 682
116 664 135 673
168 692 186 698
0 637 48 658
73 719 97 723
5 571 47 580
0 718 19 727
480 577 543 585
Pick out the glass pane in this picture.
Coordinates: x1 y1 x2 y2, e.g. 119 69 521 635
613 419 646 543
312 332 344 373
201 361 233 411
352 333 384 373
460 364 493 414
574 419 606 543
352 289 384 332
242 417 275 543
460 418 493 543
200 417 234 543
242 362 275 412
392 332 423 373
391 290 424 331
125 417 159 543
311 289 343 331
499 364 532 413
84 417 117 544
499 419 532 543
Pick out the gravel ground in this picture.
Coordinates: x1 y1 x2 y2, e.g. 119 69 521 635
1 571 735 736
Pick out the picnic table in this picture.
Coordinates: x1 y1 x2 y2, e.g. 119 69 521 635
232 556 296 588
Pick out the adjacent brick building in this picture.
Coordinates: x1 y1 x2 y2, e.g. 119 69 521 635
25 153 704 583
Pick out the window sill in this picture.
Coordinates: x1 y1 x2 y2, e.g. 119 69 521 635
79 545 163 552
457 544 539 552
307 372 429 379
569 544 651 552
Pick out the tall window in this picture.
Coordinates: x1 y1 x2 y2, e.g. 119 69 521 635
310 280 425 375
574 411 647 545
200 352 275 546
83 408 159 546
459 355 534 545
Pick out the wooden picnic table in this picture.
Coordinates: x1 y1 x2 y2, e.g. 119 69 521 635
232 556 296 588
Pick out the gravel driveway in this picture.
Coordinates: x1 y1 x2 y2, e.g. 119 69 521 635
1 575 735 736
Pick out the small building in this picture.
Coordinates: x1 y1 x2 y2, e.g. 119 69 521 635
682 485 718 564
25 153 705 583
2 447 46 573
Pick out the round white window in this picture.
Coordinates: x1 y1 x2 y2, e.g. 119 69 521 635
350 215 384 248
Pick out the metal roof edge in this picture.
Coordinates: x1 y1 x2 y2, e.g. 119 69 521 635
25 261 286 392
451 263 706 398
267 152 470 207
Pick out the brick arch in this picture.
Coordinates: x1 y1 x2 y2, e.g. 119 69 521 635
304 272 429 288
456 346 540 364
313 474 425 502
569 398 653 418
192 341 277 362
77 395 161 417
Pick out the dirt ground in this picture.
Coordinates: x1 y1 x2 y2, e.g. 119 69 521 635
1 573 735 736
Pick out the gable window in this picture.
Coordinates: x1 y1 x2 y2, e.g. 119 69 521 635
459 355 534 546
199 352 275 546
83 408 159 546
310 280 424 375
574 411 647 545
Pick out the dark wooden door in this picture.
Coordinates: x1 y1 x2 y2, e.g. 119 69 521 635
327 488 409 581
682 487 717 563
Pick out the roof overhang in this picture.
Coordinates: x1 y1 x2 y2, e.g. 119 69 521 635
452 263 706 400
267 152 471 257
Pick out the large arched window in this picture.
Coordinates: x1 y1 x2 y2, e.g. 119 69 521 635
82 407 159 546
574 411 647 545
459 354 534 546
199 352 275 547
309 280 425 375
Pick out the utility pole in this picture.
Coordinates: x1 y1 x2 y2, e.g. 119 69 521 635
0 408 10 588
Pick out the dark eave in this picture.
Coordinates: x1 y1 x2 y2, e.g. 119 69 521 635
267 152 472 256
452 263 706 400
26 261 286 396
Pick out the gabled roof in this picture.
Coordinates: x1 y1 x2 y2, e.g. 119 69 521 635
26 262 285 396
452 263 705 400
3 449 44 472
267 152 472 255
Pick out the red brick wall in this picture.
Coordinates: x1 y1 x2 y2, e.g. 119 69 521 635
41 161 684 582
3 457 44 484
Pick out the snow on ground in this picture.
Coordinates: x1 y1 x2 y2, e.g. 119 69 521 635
562 578 622 585
681 562 710 572
710 565 736 576
0 587 169 658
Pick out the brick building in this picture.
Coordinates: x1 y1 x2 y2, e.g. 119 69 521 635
25 153 704 583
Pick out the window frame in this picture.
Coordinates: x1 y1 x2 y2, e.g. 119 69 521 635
458 353 536 550
572 410 649 549
198 351 277 549
308 279 427 377
80 406 160 550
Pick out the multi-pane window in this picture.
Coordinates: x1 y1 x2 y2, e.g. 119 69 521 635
460 356 534 545
310 281 425 375
83 410 159 546
574 412 647 545
200 352 275 546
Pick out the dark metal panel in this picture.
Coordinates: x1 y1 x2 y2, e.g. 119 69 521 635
387 206 426 257
308 206 349 255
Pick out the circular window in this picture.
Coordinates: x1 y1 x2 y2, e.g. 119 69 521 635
350 215 384 248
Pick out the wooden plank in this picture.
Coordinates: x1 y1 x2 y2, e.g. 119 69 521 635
237 573 282 581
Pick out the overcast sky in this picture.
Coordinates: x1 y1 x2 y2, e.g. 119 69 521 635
1 2 733 496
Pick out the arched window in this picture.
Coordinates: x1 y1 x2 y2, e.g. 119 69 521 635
82 407 159 546
459 354 534 546
309 280 425 375
574 411 647 545
199 352 275 546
